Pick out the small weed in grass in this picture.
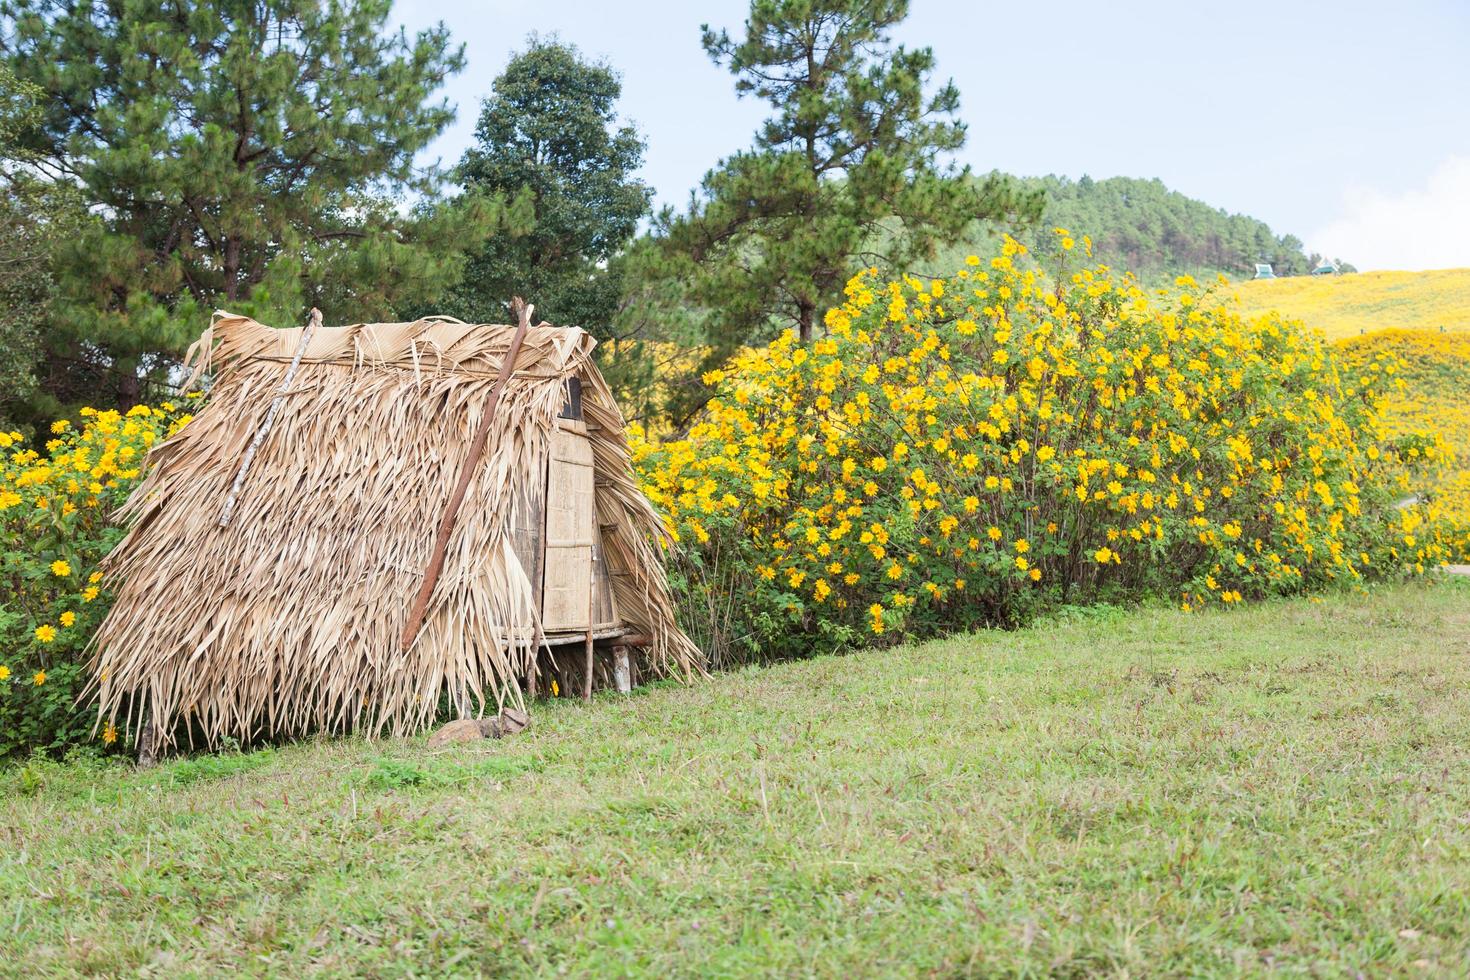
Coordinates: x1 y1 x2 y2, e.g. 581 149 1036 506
156 748 278 787
366 757 429 789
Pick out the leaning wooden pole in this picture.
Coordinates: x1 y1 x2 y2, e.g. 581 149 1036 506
400 298 533 652
218 307 322 528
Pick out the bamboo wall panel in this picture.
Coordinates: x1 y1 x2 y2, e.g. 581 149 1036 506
509 458 547 613
541 423 595 630
590 532 618 629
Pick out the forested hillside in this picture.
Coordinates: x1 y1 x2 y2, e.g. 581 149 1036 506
1006 175 1336 283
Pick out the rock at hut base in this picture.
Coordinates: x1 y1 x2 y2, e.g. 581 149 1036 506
497 707 531 735
427 708 531 748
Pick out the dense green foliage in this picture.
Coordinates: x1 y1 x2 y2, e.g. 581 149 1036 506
441 39 650 334
0 0 506 426
631 0 1040 422
979 175 1344 283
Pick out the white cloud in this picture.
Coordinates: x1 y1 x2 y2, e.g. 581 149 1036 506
1311 157 1470 271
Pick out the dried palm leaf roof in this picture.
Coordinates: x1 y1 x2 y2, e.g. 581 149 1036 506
91 311 702 748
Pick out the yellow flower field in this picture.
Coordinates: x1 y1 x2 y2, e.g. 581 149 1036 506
1225 268 1470 340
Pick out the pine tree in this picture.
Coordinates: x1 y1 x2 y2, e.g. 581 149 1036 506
444 38 650 331
0 0 505 413
639 0 1040 361
0 63 81 428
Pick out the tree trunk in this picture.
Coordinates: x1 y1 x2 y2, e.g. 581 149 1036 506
797 299 815 344
115 358 140 411
223 236 240 302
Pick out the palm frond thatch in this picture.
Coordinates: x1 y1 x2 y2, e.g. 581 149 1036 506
91 312 702 747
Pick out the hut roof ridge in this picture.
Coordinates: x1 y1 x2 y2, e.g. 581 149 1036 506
194 311 598 381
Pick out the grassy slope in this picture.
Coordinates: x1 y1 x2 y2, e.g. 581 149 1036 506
1222 268 1470 340
4 581 1470 976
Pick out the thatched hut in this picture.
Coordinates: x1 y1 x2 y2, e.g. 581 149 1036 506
91 306 701 748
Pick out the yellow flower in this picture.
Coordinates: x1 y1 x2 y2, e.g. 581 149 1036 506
1015 556 1029 571
59 611 76 627
0 665 9 681
34 624 56 643
33 670 46 685
83 586 100 602
1028 568 1042 581
1094 547 1113 563
987 526 1002 541
50 559 72 577
50 419 70 434
102 723 118 745
1014 539 1030 554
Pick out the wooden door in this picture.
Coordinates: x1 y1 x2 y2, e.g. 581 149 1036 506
541 419 595 631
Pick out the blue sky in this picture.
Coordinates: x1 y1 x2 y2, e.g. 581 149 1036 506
391 0 1470 270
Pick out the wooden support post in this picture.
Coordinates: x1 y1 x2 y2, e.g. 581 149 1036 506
583 554 596 702
579 575 590 705
612 645 631 694
136 720 159 768
582 630 594 701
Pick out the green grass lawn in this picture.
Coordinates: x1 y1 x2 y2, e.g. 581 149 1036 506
4 580 1469 976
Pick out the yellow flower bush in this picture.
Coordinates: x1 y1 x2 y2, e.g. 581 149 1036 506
632 234 1456 662
0 399 194 756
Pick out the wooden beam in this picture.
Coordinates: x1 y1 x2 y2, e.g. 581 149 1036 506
400 299 533 652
